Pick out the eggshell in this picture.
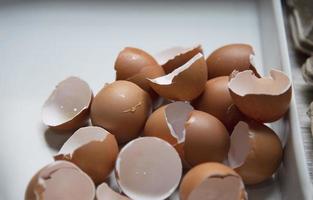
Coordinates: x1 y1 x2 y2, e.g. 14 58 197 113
25 161 95 200
193 76 245 131
96 182 129 200
179 162 247 200
228 69 292 122
228 121 283 185
149 53 207 101
90 81 152 144
115 137 182 200
54 126 119 185
42 77 93 131
154 45 203 74
206 44 259 79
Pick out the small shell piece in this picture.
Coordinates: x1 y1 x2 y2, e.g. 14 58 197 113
229 121 283 185
42 77 93 131
154 45 203 74
179 162 247 200
25 161 95 200
149 53 207 101
302 56 313 84
96 182 129 200
115 137 182 200
228 69 292 122
54 126 119 185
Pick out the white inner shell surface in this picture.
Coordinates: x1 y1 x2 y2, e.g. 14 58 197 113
42 76 92 126
149 53 203 85
228 121 252 169
164 102 194 144
115 137 182 200
58 126 109 156
96 182 129 200
228 69 291 96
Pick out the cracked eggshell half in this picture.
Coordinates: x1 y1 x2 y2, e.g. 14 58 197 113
115 137 182 200
144 102 230 168
154 45 203 74
90 81 152 144
54 126 119 185
206 44 259 79
25 161 95 200
42 77 93 131
228 69 292 122
149 53 207 101
96 182 129 200
179 162 247 200
228 121 283 185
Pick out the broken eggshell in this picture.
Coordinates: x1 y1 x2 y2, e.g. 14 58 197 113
149 53 207 101
228 121 283 185
25 161 95 200
143 101 230 168
54 126 119 185
179 162 247 200
96 182 129 200
206 43 259 79
228 69 292 123
154 45 203 74
115 137 182 200
90 81 152 144
42 76 93 131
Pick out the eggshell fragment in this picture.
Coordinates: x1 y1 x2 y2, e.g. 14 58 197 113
228 121 283 185
154 45 203 74
115 137 182 200
193 76 245 131
25 161 95 200
179 162 247 200
42 77 93 131
206 44 259 79
96 182 129 200
149 53 207 101
90 81 152 144
228 69 292 122
54 126 119 185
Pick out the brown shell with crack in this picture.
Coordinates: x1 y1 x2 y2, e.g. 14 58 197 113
179 162 246 200
206 44 259 79
90 81 152 144
149 54 207 101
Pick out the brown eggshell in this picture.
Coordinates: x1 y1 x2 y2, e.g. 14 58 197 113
192 76 245 132
90 81 152 144
42 77 93 131
149 53 207 101
154 45 203 74
25 161 95 200
179 162 247 200
96 182 129 200
228 69 292 122
229 121 283 185
206 44 259 79
115 47 159 80
184 110 230 166
54 126 119 185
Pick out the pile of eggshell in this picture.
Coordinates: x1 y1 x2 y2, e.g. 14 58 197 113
26 44 292 200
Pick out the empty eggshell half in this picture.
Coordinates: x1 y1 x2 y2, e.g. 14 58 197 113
179 162 247 200
149 53 207 101
154 45 203 74
115 137 182 200
228 121 283 185
54 126 119 185
228 69 292 122
42 76 93 131
25 161 95 200
206 43 259 79
96 182 129 200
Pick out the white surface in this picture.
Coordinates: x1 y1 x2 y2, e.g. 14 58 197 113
0 0 311 199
